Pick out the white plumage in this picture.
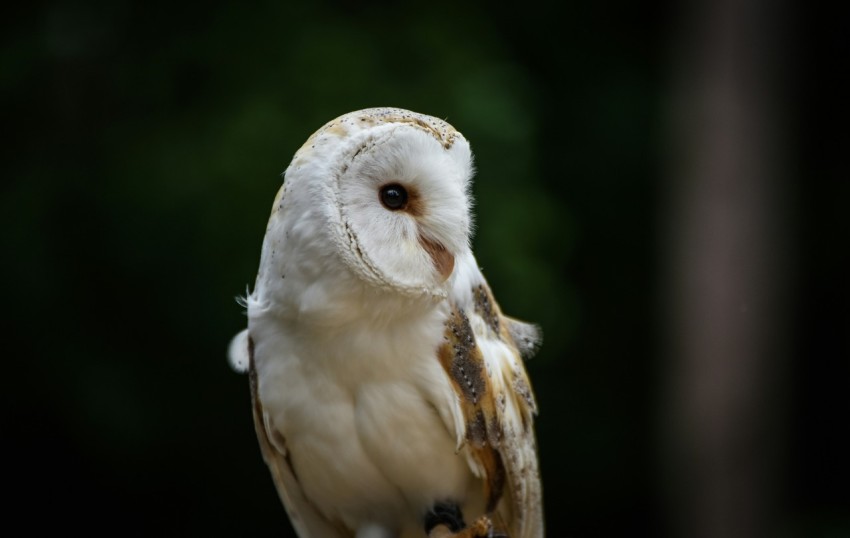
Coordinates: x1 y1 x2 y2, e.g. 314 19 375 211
230 108 543 538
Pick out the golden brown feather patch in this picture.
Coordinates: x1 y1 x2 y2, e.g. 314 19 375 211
437 305 511 513
438 286 544 538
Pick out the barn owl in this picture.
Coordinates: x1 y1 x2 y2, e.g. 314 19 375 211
229 108 543 538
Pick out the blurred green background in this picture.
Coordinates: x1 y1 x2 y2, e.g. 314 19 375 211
2 1 847 536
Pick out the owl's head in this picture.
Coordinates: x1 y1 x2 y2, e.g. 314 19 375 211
262 108 474 304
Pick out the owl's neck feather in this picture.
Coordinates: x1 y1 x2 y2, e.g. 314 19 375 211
247 251 484 374
248 276 451 392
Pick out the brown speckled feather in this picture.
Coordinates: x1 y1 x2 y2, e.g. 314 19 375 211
437 284 543 538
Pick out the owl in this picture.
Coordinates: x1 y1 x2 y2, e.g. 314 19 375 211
229 108 543 538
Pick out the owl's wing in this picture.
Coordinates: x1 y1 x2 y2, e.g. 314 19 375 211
437 283 543 538
238 331 354 538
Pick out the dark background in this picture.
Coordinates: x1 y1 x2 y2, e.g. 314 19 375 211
3 1 847 536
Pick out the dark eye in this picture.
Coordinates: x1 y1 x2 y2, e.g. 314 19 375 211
379 183 408 210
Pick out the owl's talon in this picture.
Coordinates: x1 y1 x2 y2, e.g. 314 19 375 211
426 515 494 538
468 515 493 537
424 501 466 535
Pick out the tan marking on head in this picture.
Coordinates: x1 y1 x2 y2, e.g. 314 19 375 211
419 235 455 282
291 108 462 170
380 113 458 149
293 118 350 157
323 121 349 137
349 108 460 149
357 116 377 127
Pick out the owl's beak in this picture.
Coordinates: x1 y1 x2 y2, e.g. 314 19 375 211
419 234 455 282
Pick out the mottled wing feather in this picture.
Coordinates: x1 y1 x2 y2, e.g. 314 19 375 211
438 284 544 538
503 317 543 360
247 336 353 538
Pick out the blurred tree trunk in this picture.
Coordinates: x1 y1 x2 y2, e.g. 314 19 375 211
661 0 791 537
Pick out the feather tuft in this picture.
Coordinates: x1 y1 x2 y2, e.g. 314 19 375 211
227 329 250 373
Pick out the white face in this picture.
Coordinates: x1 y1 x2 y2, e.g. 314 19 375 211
273 109 475 299
335 123 473 293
